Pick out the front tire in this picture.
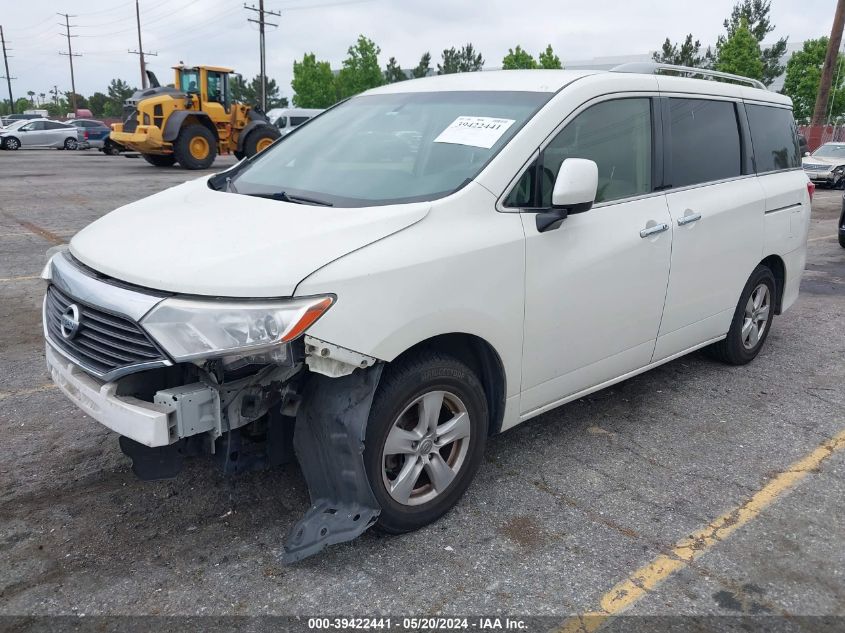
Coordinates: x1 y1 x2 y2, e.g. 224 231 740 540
173 123 216 169
705 265 776 365
142 153 177 167
64 137 78 150
243 125 280 158
3 137 20 150
364 351 488 534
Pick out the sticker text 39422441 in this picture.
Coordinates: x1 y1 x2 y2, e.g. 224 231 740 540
433 116 516 149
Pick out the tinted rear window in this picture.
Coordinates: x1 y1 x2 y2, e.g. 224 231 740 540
290 116 310 126
668 98 742 188
746 104 801 172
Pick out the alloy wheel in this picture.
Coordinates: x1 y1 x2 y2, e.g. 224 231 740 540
381 390 471 506
741 283 770 350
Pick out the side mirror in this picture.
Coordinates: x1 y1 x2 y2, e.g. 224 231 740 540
536 158 599 232
803 151 810 157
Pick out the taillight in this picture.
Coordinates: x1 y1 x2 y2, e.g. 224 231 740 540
84 130 89 139
807 181 815 201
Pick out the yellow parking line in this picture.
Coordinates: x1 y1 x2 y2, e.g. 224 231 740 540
0 274 40 283
0 383 57 401
807 234 838 243
557 427 845 633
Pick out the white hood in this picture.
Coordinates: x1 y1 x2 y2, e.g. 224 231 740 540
70 177 429 297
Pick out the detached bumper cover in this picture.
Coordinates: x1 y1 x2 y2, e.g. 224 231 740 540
46 343 173 447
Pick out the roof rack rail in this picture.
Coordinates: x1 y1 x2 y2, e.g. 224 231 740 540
610 62 766 90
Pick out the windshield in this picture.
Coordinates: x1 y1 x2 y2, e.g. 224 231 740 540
812 144 845 159
230 91 550 207
180 69 199 93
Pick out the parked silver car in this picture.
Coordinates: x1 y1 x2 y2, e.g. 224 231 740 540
0 118 80 150
802 142 845 188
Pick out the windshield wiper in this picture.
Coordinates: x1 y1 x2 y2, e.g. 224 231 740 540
248 191 334 207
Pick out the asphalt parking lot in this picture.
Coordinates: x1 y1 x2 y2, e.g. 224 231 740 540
1 149 843 628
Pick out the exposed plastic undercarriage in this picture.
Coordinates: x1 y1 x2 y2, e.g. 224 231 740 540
113 336 384 563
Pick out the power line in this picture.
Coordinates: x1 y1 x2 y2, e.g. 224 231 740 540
57 13 82 114
1 25 16 112
244 0 280 111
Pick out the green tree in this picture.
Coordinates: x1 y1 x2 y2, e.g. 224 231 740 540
88 92 108 118
538 44 563 69
384 56 407 83
502 45 537 70
106 78 134 115
292 52 337 108
337 35 384 99
715 17 764 81
229 75 287 108
64 92 88 111
412 52 431 78
782 38 845 122
718 0 787 86
13 97 31 113
26 90 36 107
653 34 713 67
437 44 484 74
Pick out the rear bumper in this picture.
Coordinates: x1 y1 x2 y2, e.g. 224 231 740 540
46 343 174 447
110 126 169 154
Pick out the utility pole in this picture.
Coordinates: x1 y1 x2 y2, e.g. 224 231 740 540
244 0 279 111
58 13 81 115
129 0 157 89
0 25 15 113
811 0 845 129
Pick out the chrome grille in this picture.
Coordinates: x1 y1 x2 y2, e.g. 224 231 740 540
45 285 166 378
803 163 830 171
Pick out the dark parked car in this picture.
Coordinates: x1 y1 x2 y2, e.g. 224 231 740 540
840 194 845 248
68 119 120 154
1 113 42 126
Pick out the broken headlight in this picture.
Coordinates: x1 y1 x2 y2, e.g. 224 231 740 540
141 295 333 362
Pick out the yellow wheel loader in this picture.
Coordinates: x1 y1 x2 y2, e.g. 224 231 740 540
110 65 280 169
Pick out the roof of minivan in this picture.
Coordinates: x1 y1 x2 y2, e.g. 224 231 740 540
368 70 595 94
364 69 792 106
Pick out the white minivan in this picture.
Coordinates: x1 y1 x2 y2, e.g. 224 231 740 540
42 64 811 562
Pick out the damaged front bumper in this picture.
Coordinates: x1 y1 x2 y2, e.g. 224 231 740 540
41 251 386 562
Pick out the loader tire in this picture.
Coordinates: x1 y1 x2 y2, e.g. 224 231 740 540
142 153 176 167
243 125 280 158
173 124 216 170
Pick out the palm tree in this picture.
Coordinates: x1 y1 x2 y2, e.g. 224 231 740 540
27 90 35 107
39 92 46 106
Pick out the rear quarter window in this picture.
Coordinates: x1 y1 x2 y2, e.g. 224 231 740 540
745 104 801 173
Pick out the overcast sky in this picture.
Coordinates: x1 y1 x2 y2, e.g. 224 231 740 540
1 0 833 102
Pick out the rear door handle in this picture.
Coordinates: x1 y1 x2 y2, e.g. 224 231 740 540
677 212 702 226
640 223 669 238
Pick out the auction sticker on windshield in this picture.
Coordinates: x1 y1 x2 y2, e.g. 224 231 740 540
433 116 516 149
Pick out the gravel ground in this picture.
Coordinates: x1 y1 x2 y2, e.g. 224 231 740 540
0 150 843 628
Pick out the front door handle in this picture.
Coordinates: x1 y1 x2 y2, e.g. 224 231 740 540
677 212 702 226
640 223 669 238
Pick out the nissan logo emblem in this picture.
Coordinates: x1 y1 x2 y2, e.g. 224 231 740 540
60 304 81 340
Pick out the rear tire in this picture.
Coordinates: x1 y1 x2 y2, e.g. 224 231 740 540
142 153 176 167
704 265 776 365
364 351 488 534
64 137 78 150
243 125 280 158
173 123 216 169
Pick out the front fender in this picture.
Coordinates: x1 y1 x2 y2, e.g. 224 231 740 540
162 111 216 142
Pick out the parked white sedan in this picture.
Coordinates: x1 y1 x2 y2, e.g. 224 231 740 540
0 118 80 150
